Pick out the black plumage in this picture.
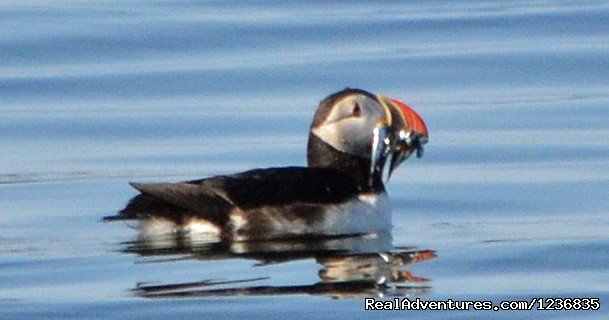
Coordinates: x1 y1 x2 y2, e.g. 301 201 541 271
114 166 364 223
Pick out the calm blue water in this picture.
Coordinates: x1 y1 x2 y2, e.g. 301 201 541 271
2 1 609 319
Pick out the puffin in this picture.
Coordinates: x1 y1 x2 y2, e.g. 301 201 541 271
106 88 428 241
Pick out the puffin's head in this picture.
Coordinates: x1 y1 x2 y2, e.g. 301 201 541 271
309 88 428 184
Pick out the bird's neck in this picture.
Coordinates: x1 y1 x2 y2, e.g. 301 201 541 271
307 133 385 193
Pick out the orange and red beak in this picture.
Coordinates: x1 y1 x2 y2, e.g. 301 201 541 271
388 98 429 143
372 95 429 181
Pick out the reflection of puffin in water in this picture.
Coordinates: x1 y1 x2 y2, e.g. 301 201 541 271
125 233 437 299
107 88 428 241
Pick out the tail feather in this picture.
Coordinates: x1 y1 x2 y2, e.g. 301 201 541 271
104 181 232 226
103 193 190 222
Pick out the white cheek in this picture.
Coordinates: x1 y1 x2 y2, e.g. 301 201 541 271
312 118 375 158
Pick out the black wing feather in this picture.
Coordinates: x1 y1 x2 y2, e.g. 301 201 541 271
108 167 359 223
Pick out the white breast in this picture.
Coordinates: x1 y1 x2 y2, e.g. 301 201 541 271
228 192 393 241
314 192 392 236
137 193 392 242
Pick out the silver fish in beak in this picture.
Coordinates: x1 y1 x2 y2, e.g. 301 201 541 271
387 130 428 180
370 96 429 185
370 121 394 186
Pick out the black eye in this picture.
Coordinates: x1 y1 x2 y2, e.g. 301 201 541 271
352 103 361 117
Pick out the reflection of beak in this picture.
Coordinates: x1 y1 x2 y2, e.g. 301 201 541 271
373 96 429 183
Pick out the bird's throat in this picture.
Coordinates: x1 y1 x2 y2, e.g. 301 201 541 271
306 133 385 193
